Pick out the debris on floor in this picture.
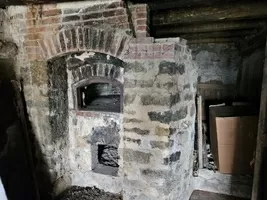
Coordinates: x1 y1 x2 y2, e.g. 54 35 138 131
56 186 122 200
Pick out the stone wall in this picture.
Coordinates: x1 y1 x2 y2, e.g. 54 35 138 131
190 43 241 85
236 48 265 103
123 38 197 200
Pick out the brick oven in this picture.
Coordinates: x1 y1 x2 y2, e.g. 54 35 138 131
3 1 197 199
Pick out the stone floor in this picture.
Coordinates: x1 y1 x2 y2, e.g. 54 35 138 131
193 169 252 199
190 190 250 200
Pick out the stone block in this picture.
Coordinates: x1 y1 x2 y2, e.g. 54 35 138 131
150 141 168 149
141 169 169 178
125 61 147 73
123 136 141 145
184 93 193 101
140 94 170 106
124 128 149 136
158 61 185 75
172 107 188 121
183 83 190 89
163 151 181 165
124 94 136 105
123 149 151 164
170 93 180 107
148 107 187 124
30 61 47 86
124 79 154 88
155 126 170 136
158 61 177 75
124 118 142 123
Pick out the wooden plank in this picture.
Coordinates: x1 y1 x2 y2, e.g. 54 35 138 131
154 20 266 35
198 96 203 169
156 29 257 40
251 37 267 200
152 2 267 26
187 37 239 44
135 0 238 10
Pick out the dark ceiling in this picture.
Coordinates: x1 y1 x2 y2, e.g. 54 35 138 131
132 0 267 46
1 0 267 46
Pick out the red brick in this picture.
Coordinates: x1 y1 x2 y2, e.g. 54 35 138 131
116 9 126 16
153 44 162 52
135 5 147 12
136 19 147 26
42 9 62 17
27 26 58 34
26 19 36 27
161 51 175 59
27 53 43 61
105 1 124 9
118 23 130 29
26 11 37 19
107 15 128 24
137 44 148 52
26 46 40 54
25 33 43 40
24 40 39 47
46 39 56 57
103 10 117 17
136 25 147 31
136 12 147 19
153 51 161 59
147 52 154 59
162 44 175 52
41 17 59 25
136 32 148 38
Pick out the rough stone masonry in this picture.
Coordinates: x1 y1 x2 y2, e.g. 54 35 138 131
2 0 197 199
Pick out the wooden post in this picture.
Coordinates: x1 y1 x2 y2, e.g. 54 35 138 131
251 38 267 200
198 95 203 169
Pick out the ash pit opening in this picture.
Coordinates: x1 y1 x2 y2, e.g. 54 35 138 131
92 144 119 176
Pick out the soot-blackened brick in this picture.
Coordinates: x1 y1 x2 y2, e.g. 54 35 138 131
71 28 77 49
47 57 68 141
62 15 80 22
82 12 102 20
59 32 66 52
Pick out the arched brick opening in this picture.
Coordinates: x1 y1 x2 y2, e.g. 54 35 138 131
38 26 132 61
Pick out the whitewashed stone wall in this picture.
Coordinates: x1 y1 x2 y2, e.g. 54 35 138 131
123 38 197 200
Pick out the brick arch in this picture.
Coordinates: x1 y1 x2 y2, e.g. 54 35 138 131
38 26 132 60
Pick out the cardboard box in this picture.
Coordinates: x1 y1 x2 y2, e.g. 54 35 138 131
209 106 258 175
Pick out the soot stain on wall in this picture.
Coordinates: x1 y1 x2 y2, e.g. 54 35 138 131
47 57 68 141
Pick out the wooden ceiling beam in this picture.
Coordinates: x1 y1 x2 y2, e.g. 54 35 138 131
133 0 239 10
153 20 266 35
177 30 257 40
187 37 239 44
152 2 267 26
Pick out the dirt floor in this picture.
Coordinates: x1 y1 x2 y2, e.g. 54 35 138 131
56 186 122 200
